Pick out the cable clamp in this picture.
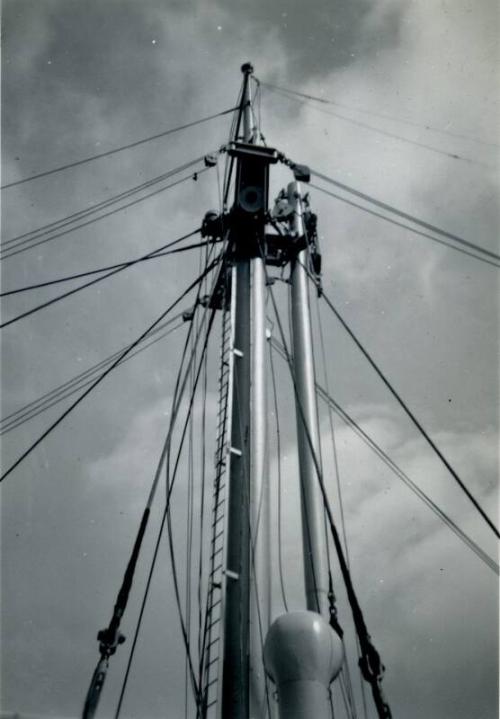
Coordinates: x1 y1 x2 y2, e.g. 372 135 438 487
97 626 126 657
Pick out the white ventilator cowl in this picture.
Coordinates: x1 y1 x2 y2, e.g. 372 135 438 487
263 611 344 719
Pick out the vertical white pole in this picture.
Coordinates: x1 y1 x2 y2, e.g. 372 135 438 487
249 247 270 718
263 184 344 719
222 62 270 719
288 181 330 617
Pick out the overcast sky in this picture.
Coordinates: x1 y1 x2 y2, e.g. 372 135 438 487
1 1 498 718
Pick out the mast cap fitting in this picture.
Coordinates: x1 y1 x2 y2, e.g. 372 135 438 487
241 62 254 75
292 163 311 183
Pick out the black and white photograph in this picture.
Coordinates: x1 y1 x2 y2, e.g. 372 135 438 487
1 1 498 718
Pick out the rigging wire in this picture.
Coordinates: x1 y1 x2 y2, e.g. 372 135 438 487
196 248 210 666
262 82 492 166
300 241 359 719
116 92 244 717
1 106 238 190
258 80 499 149
0 238 221 297
260 257 324 623
313 291 367 719
0 169 208 261
222 87 246 208
114 247 225 719
271 335 499 576
1 155 208 251
265 278 392 719
0 228 201 329
304 167 500 263
1 318 184 435
311 276 500 541
154 241 226 709
318 386 500 575
230 343 273 718
0 253 223 484
82 246 221 719
185 330 197 718
268 327 289 612
308 182 500 269
160 306 221 712
314 297 350 562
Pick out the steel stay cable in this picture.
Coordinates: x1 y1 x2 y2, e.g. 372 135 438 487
165 307 219 714
1 239 221 297
269 287 358 719
309 273 500 540
166 356 211 716
259 80 499 149
270 335 498 575
1 320 184 435
312 288 363 719
0 170 208 262
266 279 392 719
1 155 208 251
83 245 221 718
0 312 185 429
114 241 227 717
268 334 289 613
308 182 500 269
0 228 201 329
314 297 351 562
222 89 246 208
304 167 500 263
317 384 499 575
266 295 324 620
115 285 221 719
0 253 223 484
265 84 487 167
2 105 238 190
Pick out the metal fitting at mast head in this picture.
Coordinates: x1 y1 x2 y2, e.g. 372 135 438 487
241 62 254 75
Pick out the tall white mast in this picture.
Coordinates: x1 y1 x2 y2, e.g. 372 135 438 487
288 180 330 617
221 62 270 719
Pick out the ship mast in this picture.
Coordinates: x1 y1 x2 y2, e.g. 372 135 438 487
219 64 344 719
221 62 271 719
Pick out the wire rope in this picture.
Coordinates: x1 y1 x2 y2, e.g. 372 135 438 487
270 337 499 575
0 169 208 261
259 80 499 149
2 106 238 190
308 182 500 269
305 168 500 263
266 282 393 719
114 244 225 718
1 318 184 435
268 329 289 612
313 292 367 719
83 245 222 719
0 253 223 483
1 238 221 297
0 228 201 329
312 277 500 540
263 83 492 166
1 155 208 252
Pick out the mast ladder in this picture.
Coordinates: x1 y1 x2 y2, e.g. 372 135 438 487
201 301 232 716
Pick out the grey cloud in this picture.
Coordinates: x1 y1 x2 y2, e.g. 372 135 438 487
211 0 404 81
